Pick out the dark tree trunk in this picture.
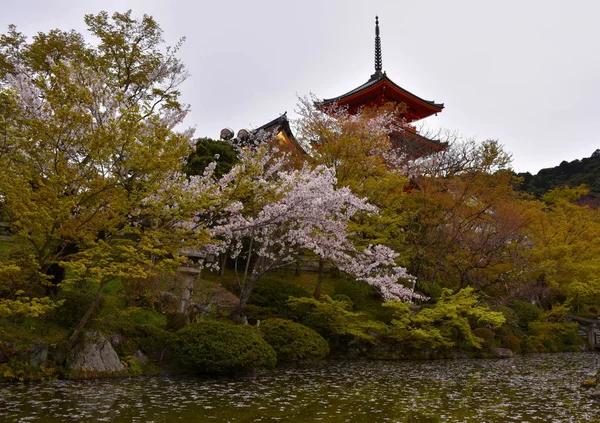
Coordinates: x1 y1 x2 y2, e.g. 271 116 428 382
231 275 257 322
66 282 105 351
295 256 302 277
220 252 227 276
314 258 324 299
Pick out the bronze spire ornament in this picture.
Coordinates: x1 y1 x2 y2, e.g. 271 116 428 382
374 16 383 75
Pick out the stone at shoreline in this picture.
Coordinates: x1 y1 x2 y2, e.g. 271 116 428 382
66 331 125 373
489 347 514 358
29 344 48 368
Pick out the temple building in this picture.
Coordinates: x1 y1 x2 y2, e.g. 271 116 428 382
316 16 446 159
221 17 446 160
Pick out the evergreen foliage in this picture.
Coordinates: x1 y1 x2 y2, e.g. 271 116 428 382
384 288 505 350
517 149 600 198
287 295 385 343
259 318 329 361
247 278 310 321
183 137 239 178
174 321 276 374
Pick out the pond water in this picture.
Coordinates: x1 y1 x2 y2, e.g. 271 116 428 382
1 352 599 422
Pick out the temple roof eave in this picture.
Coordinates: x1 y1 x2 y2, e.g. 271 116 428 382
252 113 309 155
316 74 444 113
392 127 448 149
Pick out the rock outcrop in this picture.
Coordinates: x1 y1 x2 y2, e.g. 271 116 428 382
489 347 514 358
66 331 124 373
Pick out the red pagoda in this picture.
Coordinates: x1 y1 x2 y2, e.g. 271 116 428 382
316 17 446 159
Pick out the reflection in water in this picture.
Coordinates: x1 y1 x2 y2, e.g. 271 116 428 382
0 353 599 422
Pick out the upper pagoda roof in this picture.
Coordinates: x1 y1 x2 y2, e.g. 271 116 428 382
316 17 444 122
318 72 444 120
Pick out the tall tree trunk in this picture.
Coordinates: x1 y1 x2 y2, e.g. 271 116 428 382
220 251 227 276
314 258 324 299
66 282 106 351
231 275 258 323
295 256 302 277
231 236 256 322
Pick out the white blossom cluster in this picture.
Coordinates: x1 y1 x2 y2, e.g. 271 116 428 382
189 147 421 302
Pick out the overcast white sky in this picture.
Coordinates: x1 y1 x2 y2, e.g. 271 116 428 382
2 0 599 173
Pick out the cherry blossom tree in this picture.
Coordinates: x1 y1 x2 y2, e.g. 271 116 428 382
191 147 421 320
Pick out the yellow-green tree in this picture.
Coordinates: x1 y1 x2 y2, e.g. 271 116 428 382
527 186 600 311
0 12 205 343
404 140 538 297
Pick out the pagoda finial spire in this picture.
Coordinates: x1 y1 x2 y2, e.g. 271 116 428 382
372 16 383 80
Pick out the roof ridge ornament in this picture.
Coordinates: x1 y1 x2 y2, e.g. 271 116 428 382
371 16 383 80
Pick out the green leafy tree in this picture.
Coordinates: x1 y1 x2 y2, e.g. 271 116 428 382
527 186 600 310
0 11 207 345
183 137 239 178
287 295 386 343
385 287 505 350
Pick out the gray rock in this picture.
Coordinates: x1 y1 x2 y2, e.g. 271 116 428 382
29 344 48 368
490 347 514 358
448 350 470 360
66 331 125 373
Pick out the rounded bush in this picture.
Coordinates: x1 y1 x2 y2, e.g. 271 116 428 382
509 299 543 330
502 334 522 353
174 321 276 374
165 312 188 332
259 318 329 362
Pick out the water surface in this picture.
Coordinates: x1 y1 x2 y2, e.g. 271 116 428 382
1 352 599 422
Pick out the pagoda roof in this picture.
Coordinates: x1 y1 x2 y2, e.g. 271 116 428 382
316 16 444 122
389 127 448 159
317 72 444 120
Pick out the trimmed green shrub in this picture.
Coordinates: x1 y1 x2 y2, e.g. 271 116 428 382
174 321 276 374
165 312 188 332
509 299 543 330
501 334 522 354
259 318 329 361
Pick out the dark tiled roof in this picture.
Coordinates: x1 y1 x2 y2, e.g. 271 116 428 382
254 112 293 134
252 113 308 155
317 72 444 110
392 127 448 148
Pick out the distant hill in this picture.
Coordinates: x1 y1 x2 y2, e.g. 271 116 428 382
516 149 600 198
